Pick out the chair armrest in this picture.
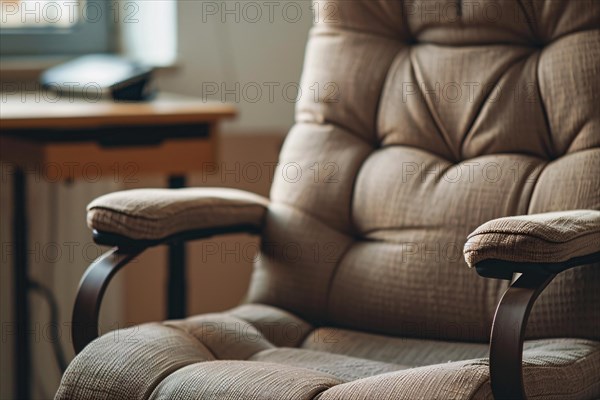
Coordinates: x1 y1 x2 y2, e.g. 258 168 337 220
464 209 600 279
87 187 270 244
463 210 600 400
74 188 269 353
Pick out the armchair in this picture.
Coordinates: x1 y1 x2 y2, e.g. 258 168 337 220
57 1 600 399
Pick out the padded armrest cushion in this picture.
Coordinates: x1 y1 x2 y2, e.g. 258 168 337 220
464 210 600 267
87 188 270 241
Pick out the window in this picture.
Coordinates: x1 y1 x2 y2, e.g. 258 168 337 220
0 0 113 55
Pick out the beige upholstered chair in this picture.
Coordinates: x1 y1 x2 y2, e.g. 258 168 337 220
57 1 600 399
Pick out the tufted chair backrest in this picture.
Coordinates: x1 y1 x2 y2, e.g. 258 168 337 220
247 0 600 342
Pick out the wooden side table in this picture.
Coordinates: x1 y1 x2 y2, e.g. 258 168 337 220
0 92 236 399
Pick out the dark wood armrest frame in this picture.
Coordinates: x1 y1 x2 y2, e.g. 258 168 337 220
72 225 260 354
476 250 600 400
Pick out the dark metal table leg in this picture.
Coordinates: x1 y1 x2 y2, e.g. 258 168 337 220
167 175 186 319
13 167 30 400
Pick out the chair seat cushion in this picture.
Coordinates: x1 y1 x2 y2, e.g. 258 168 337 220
57 304 600 400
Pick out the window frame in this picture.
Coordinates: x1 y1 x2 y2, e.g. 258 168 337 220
0 0 114 56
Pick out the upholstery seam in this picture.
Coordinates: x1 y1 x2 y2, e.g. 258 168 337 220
547 27 600 47
357 25 399 230
320 120 374 147
372 46 407 150
324 237 361 323
521 144 600 214
346 149 370 236
296 326 320 349
459 50 536 159
516 0 539 43
160 323 219 360
399 0 414 44
295 120 375 148
409 47 458 162
361 225 436 238
467 227 600 244
534 50 556 159
165 315 277 361
307 26 406 145
512 160 546 216
144 361 206 400
374 142 454 163
311 23 404 43
564 120 594 155
229 309 314 350
311 382 340 400
405 40 542 48
525 160 549 215
138 323 219 399
89 203 267 222
270 198 353 240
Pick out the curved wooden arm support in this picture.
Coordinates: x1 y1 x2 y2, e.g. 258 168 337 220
489 271 555 400
72 247 143 354
72 225 261 354
482 251 600 400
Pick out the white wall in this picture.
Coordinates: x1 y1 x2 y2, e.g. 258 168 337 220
155 0 313 134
